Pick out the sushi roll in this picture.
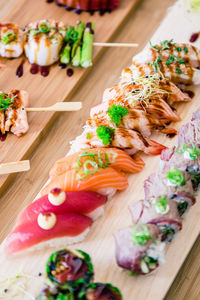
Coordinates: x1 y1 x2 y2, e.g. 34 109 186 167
24 20 65 66
16 189 107 225
114 224 165 275
144 169 195 216
37 285 75 299
161 146 200 191
5 213 92 255
82 283 122 300
46 249 93 290
129 199 182 242
0 22 24 58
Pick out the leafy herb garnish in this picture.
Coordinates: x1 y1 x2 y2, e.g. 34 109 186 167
1 30 16 45
96 126 115 146
184 46 188 53
108 104 128 126
0 93 16 110
65 26 79 44
153 196 169 214
160 39 175 50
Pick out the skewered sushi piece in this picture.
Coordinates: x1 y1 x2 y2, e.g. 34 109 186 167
49 148 145 178
114 224 165 275
161 146 200 191
55 0 120 12
0 23 24 58
5 212 92 255
0 90 29 137
46 249 93 290
144 170 195 216
129 198 182 242
83 283 122 300
24 20 66 66
70 125 166 156
16 190 107 226
133 41 200 69
41 167 129 197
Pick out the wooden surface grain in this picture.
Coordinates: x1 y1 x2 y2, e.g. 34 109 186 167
0 0 200 299
0 0 138 195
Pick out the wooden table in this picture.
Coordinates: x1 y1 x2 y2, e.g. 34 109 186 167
0 1 200 299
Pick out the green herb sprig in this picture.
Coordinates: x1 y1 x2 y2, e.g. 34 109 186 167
0 93 16 110
96 126 115 146
176 143 200 160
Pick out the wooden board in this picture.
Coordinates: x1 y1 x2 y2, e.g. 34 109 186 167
0 0 139 195
1 0 200 299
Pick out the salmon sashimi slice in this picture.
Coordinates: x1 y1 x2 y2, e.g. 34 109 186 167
16 191 107 226
49 148 145 178
5 213 92 255
41 167 129 196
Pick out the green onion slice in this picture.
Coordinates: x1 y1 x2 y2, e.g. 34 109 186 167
1 30 16 45
38 21 50 33
176 143 200 160
166 167 185 186
131 224 156 246
153 196 169 214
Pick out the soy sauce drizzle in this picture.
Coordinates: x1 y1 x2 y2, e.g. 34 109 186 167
46 0 54 2
0 132 7 142
40 66 50 77
67 68 74 77
16 59 25 78
30 64 39 74
185 90 195 99
167 132 177 139
59 63 67 69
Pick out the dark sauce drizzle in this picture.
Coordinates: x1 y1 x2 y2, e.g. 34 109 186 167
40 66 50 77
0 132 7 142
167 132 177 139
67 68 74 77
30 64 39 74
185 90 195 99
190 32 199 43
16 59 25 78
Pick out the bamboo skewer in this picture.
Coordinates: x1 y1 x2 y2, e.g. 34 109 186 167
0 160 30 175
93 42 139 47
26 102 82 112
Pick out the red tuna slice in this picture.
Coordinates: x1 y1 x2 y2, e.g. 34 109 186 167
16 190 107 226
5 213 92 256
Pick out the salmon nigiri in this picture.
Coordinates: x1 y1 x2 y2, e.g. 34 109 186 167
49 148 145 179
5 212 92 256
41 167 129 197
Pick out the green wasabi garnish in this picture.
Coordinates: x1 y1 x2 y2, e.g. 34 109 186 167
96 126 115 146
108 104 128 126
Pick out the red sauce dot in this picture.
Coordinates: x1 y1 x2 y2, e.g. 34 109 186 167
190 32 199 43
51 188 62 195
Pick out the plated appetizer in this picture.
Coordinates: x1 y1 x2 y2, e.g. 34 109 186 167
114 109 200 275
37 248 122 299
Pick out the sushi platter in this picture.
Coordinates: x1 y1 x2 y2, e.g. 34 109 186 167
0 0 139 195
1 0 200 299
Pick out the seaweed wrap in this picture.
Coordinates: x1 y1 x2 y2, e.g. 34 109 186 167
37 285 75 299
46 249 94 290
129 198 182 242
114 224 165 275
161 145 200 191
144 169 195 216
79 283 122 300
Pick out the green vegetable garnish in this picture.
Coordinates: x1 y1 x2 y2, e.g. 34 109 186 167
175 47 182 52
75 149 118 180
153 196 169 214
176 67 182 74
65 26 79 43
96 126 115 146
38 22 50 33
0 93 16 110
165 55 185 66
177 143 200 159
160 39 175 50
86 132 92 140
108 104 128 126
1 30 16 45
166 167 185 186
131 224 156 246
184 46 188 53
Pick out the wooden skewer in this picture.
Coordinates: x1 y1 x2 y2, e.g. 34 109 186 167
0 160 30 175
26 102 82 112
93 42 139 48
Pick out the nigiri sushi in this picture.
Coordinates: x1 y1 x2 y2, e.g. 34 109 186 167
70 125 166 156
0 23 24 58
41 167 129 197
49 148 145 178
5 212 92 255
16 189 107 225
0 89 29 137
24 20 65 66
